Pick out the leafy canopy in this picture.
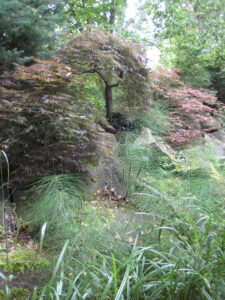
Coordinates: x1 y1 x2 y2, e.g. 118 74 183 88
61 28 150 121
64 0 127 32
141 0 225 100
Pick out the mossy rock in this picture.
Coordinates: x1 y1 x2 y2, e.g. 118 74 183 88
0 287 29 299
0 245 49 274
83 204 115 228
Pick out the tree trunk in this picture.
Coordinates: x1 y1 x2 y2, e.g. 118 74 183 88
105 85 113 123
110 2 116 26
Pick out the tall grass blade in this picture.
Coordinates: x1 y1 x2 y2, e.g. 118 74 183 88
0 150 10 184
0 150 10 294
5 285 11 300
205 213 212 238
52 240 69 281
136 160 142 178
30 287 38 300
12 210 20 240
158 218 165 243
112 253 118 297
186 214 199 243
45 240 69 299
65 279 76 300
100 277 112 300
39 285 47 300
40 222 47 255
201 288 213 300
115 265 130 300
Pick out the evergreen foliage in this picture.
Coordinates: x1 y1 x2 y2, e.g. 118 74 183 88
0 0 64 73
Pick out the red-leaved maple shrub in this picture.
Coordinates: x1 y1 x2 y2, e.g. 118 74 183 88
150 68 224 147
0 58 99 185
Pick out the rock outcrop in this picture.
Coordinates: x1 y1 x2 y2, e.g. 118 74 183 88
204 130 225 156
134 128 176 169
90 129 127 198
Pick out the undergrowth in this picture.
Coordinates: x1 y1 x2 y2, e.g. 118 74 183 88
25 119 224 299
20 175 85 248
26 202 225 299
1 108 225 298
134 101 170 136
28 125 224 299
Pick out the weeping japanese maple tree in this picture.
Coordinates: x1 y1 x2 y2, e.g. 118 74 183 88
61 28 150 123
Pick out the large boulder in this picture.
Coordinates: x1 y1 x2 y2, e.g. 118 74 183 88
134 128 177 169
180 131 225 183
204 129 225 170
90 130 127 198
204 130 225 156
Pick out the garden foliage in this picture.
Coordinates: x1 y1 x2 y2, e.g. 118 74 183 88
61 28 151 122
0 0 63 73
0 2 225 298
64 0 127 32
142 0 225 102
150 68 224 146
0 58 99 184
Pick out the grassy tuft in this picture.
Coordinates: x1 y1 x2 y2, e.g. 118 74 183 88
18 175 85 248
